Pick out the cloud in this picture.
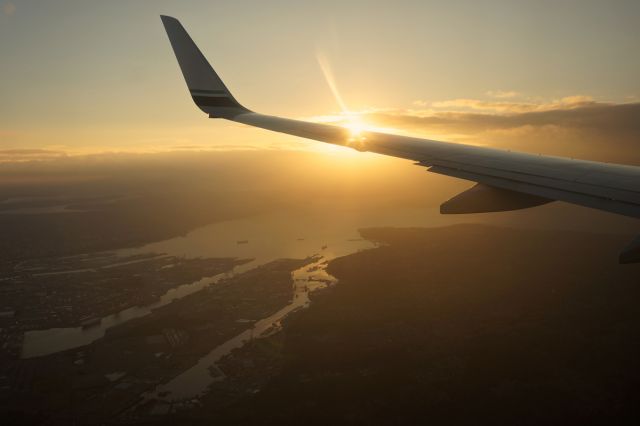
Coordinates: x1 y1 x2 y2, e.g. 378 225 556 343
430 98 538 113
169 144 265 151
372 99 634 134
486 90 520 99
2 1 15 16
361 98 640 164
428 95 597 114
0 149 67 162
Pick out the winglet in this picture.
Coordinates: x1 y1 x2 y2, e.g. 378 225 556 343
160 15 249 118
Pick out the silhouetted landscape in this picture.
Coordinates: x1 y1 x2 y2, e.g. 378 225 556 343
0 151 638 425
208 226 640 425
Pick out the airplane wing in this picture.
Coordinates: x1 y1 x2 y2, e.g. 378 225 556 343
160 15 640 264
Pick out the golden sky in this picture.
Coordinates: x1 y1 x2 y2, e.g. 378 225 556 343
1 0 639 160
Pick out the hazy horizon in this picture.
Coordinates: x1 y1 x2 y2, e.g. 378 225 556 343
2 0 640 160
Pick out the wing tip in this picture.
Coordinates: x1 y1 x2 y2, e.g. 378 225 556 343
160 15 181 28
160 15 250 117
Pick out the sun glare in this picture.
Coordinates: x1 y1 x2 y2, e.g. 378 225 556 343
344 116 365 136
314 50 402 153
307 111 404 156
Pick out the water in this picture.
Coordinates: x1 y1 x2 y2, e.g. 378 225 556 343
21 206 473 359
128 206 474 403
19 199 639 407
142 256 339 402
21 268 246 358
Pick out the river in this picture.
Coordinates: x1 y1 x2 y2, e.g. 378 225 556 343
23 206 462 358
141 255 339 403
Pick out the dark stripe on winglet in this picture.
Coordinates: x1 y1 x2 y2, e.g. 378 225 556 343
190 89 227 95
192 96 239 107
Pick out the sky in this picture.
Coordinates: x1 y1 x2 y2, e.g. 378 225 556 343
1 0 639 158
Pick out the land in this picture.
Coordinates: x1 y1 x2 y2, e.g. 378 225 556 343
3 223 640 425
0 189 274 263
3 152 640 425
197 225 640 426
3 220 640 426
1 257 313 425
0 252 246 357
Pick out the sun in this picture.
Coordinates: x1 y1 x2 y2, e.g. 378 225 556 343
308 112 400 156
344 116 366 138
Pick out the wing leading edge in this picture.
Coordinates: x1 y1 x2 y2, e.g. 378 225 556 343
161 16 640 263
